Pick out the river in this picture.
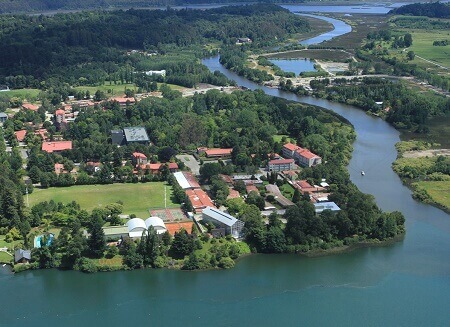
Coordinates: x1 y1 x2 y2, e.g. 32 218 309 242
1 7 450 327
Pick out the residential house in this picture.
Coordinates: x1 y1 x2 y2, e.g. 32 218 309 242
15 130 27 142
0 112 7 124
132 152 148 166
42 141 72 153
54 163 65 175
14 249 31 264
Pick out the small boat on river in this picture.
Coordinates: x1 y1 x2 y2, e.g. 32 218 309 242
361 171 365 176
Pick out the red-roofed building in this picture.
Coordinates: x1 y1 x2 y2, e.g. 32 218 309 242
55 109 66 123
185 189 215 213
292 180 325 194
140 162 179 174
42 141 72 153
282 143 321 167
111 97 136 106
246 184 259 194
132 152 147 165
55 163 65 175
22 103 39 111
34 129 48 141
15 130 27 142
268 158 295 172
227 188 241 200
219 174 233 185
205 148 233 158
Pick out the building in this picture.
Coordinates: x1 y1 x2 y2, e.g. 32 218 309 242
173 171 200 189
126 217 167 238
54 163 65 175
132 152 148 166
55 109 65 124
145 70 166 77
0 112 7 123
236 37 252 45
186 189 215 213
42 141 72 153
202 207 244 238
15 130 27 142
111 97 136 106
22 103 39 111
204 148 233 158
282 143 322 167
268 158 295 172
14 249 31 264
123 127 149 144
313 202 341 214
140 162 179 174
111 130 125 145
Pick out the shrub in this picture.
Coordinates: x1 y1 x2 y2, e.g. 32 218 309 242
218 257 235 269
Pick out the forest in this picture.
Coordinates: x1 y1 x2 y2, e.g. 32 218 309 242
0 4 309 88
390 2 450 18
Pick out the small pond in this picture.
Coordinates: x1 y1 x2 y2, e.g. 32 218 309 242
268 58 316 75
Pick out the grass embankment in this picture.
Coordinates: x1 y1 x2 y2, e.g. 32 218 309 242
29 182 178 218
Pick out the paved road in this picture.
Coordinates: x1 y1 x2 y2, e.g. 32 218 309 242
176 154 200 175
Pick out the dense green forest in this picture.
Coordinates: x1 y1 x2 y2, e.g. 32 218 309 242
390 2 450 18
0 5 309 88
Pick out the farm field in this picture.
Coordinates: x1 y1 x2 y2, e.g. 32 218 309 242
414 180 450 211
407 30 450 71
28 182 179 218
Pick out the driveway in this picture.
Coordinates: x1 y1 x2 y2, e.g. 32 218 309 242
176 154 200 175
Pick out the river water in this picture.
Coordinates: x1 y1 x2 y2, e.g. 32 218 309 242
1 7 450 327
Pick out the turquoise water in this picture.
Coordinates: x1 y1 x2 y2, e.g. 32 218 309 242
269 59 317 75
34 234 54 248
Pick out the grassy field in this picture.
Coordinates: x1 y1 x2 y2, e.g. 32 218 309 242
407 30 450 71
29 182 179 218
0 252 12 264
273 134 294 143
414 181 450 211
74 83 136 96
0 88 40 99
280 183 295 201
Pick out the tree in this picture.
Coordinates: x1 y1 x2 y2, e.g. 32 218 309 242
138 226 159 267
407 51 415 61
87 216 106 258
158 146 177 162
404 33 413 47
199 162 221 182
170 229 194 258
265 226 286 253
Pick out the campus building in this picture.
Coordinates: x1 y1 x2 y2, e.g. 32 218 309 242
202 207 244 238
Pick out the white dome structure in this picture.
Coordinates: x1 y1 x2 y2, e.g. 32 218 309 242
145 217 167 235
127 218 147 238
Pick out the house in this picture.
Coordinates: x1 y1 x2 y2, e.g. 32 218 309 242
54 163 65 175
219 174 234 185
185 189 215 213
268 158 295 172
227 188 241 200
236 37 252 45
0 112 8 124
14 249 31 264
111 97 136 106
140 162 179 174
292 180 325 194
111 130 125 145
132 152 148 166
282 143 322 167
173 171 200 189
15 130 27 142
202 207 244 238
205 148 233 158
22 103 39 111
42 141 72 153
55 109 66 124
34 129 48 141
246 184 259 194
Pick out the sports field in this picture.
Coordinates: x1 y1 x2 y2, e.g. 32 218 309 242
29 182 179 218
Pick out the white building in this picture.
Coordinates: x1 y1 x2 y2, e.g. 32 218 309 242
145 70 166 77
126 217 167 238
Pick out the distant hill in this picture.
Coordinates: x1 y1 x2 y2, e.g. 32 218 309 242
390 2 450 19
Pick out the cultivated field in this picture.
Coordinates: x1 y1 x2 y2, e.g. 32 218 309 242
29 182 179 218
408 30 450 72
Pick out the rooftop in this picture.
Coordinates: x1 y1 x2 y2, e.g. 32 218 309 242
42 141 72 153
202 207 241 227
314 202 341 213
123 127 149 142
205 148 232 156
269 158 294 165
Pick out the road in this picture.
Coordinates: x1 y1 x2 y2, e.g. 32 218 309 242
176 154 201 175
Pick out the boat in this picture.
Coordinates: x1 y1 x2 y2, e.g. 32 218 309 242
361 171 365 176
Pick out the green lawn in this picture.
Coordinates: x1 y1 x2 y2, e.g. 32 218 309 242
0 252 12 264
74 83 136 97
403 30 450 71
0 88 40 99
415 181 450 210
280 183 295 201
29 182 179 218
273 134 293 144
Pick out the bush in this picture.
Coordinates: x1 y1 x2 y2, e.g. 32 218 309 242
218 257 235 269
76 258 98 273
105 246 119 259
